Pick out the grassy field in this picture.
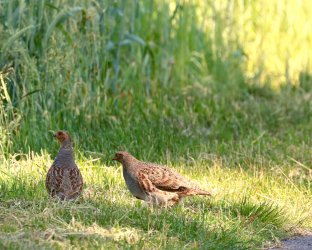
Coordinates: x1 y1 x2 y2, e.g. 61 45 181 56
0 0 312 249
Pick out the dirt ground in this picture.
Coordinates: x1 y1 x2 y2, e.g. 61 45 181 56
271 235 312 250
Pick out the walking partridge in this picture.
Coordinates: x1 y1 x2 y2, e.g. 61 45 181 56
113 151 211 206
46 131 83 200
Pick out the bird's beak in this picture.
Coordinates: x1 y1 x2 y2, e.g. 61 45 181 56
112 156 117 161
53 133 57 138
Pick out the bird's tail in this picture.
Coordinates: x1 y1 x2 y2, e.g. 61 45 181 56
178 188 212 197
195 189 211 196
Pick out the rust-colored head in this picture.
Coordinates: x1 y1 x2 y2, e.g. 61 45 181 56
112 151 135 163
53 130 71 144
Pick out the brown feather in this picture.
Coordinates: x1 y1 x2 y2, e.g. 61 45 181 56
46 131 83 200
113 151 211 207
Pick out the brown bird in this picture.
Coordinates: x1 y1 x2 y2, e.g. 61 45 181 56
113 151 211 206
46 131 83 200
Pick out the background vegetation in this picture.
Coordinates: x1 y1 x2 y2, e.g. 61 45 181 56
0 0 311 249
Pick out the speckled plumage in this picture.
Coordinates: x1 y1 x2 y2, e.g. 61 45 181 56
46 131 83 200
113 151 211 206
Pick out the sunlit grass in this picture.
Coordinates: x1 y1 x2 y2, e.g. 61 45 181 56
0 153 311 249
193 0 312 86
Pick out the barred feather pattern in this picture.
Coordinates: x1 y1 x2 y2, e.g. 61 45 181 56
115 151 211 207
46 144 83 200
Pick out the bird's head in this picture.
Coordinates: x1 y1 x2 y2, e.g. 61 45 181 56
112 151 134 163
53 130 71 145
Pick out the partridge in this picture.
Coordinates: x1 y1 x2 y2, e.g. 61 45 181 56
113 151 211 206
46 131 83 200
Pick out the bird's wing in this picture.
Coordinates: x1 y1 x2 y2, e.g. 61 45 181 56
138 163 211 197
46 164 83 199
137 172 180 205
139 163 191 193
137 171 157 194
60 166 83 198
46 165 63 196
67 166 83 197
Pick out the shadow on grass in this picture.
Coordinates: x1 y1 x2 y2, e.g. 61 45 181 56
0 179 289 249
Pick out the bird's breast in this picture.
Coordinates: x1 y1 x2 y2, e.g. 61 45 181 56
123 167 145 200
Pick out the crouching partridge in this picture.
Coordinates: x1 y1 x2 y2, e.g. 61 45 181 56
46 131 83 200
113 151 211 206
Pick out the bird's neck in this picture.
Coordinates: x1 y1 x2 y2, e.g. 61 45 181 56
55 144 75 168
122 157 140 169
61 140 72 148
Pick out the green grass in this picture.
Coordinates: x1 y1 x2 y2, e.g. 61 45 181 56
0 0 312 249
0 154 311 249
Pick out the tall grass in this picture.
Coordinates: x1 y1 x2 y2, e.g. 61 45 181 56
0 66 19 160
0 0 311 159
